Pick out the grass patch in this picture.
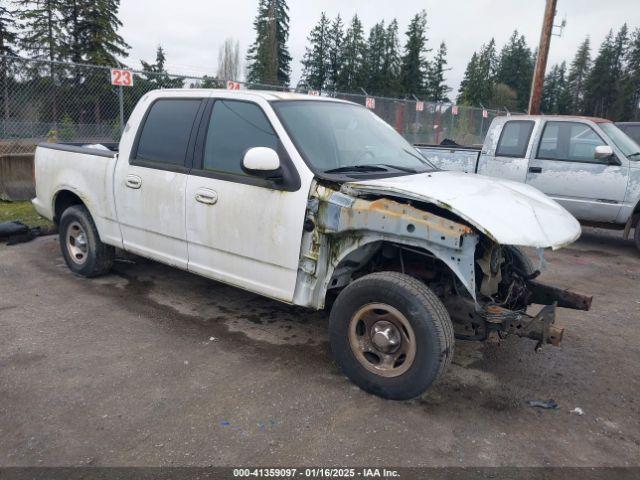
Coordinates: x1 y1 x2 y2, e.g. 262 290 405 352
0 200 54 228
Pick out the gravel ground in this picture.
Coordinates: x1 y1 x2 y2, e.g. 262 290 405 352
0 228 639 467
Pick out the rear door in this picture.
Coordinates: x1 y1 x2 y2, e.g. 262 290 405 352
114 96 205 268
185 97 309 302
525 120 628 222
477 119 535 182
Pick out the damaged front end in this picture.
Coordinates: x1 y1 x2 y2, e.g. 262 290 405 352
294 181 592 350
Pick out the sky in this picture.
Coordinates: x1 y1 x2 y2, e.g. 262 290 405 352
119 0 640 95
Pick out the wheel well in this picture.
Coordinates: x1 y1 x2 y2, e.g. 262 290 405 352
53 190 84 224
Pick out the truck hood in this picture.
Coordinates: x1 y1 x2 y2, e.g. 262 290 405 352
342 170 581 249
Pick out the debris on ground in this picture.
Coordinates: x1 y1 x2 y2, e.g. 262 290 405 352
570 407 585 416
0 220 56 245
528 399 559 409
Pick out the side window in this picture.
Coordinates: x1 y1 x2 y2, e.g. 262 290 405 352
537 121 605 163
135 99 201 167
496 121 535 157
203 100 278 175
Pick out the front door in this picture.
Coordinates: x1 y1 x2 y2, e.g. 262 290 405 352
114 97 205 268
526 121 628 223
185 98 309 302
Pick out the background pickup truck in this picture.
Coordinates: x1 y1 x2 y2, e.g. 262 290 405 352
33 90 591 400
417 115 640 251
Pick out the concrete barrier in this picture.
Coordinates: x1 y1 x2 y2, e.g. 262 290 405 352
0 153 36 201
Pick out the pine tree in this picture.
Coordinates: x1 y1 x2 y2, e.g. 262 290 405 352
336 14 366 92
563 37 591 114
79 0 129 66
60 0 84 65
299 12 330 91
541 62 569 114
0 2 19 122
217 38 240 82
364 21 386 94
496 30 534 111
140 46 184 89
400 10 428 94
380 19 401 95
425 42 450 102
457 39 497 107
619 28 640 120
17 0 65 62
246 0 291 86
326 15 344 91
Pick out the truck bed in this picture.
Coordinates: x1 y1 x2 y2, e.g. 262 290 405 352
415 144 481 173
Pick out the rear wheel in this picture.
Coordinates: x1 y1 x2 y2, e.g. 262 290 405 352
59 205 114 277
329 272 454 400
634 217 640 252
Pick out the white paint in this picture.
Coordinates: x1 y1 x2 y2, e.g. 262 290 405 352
346 170 582 249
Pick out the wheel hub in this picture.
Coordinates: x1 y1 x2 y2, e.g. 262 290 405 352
66 221 89 265
371 320 401 353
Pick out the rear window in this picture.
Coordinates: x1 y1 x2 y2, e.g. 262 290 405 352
135 99 201 166
496 120 535 158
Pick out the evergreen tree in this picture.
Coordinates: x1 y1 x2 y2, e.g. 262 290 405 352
140 46 184 89
400 10 428 94
425 42 450 102
217 38 240 82
16 0 65 62
380 19 401 95
326 15 344 91
364 21 386 94
496 30 534 111
79 0 129 66
336 14 366 92
60 0 84 65
246 0 291 86
299 12 330 91
0 2 19 122
563 37 591 114
618 28 640 120
541 62 570 114
458 39 497 107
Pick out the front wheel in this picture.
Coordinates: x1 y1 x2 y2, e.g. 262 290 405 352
329 272 454 400
634 216 640 252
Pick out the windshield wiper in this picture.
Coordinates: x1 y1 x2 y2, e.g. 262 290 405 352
628 152 640 158
324 164 389 174
378 164 418 173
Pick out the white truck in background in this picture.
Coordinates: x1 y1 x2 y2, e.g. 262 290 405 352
417 115 640 251
33 90 591 400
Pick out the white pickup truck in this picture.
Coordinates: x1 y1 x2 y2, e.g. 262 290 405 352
33 90 592 400
417 115 640 251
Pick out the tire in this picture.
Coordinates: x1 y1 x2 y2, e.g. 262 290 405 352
634 217 640 252
59 205 114 277
329 272 454 400
506 246 536 277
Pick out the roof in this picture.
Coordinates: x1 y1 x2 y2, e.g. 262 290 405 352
509 114 612 124
153 88 353 103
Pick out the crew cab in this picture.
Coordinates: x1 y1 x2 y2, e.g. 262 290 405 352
417 115 640 251
33 90 591 400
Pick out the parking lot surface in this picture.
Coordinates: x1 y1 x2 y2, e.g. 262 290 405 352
1 229 639 466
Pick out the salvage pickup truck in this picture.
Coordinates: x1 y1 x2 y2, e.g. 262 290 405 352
417 115 640 251
33 90 592 400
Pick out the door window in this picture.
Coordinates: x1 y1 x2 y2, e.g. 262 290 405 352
203 100 278 175
537 122 606 163
495 120 535 158
134 99 201 167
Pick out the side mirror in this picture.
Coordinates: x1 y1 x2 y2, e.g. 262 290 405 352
242 147 281 177
594 145 614 161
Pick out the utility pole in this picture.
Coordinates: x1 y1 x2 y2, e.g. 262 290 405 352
528 0 557 114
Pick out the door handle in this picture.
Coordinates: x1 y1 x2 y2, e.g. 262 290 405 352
529 167 542 174
125 174 142 189
195 189 218 205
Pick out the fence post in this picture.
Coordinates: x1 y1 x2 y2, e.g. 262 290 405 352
118 85 124 135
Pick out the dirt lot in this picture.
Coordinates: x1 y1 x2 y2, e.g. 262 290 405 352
1 228 639 467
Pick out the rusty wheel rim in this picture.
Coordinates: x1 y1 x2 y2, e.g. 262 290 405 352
66 221 88 265
348 303 416 378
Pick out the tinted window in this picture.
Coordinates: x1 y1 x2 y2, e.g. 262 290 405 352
136 99 201 166
203 100 278 175
496 121 535 157
537 121 605 162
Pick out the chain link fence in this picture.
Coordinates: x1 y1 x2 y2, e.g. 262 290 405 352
0 55 507 155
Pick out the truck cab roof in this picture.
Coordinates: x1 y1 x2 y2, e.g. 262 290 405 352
507 114 612 124
146 88 354 104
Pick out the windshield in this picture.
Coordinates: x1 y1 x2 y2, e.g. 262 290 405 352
600 122 640 158
272 100 436 175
